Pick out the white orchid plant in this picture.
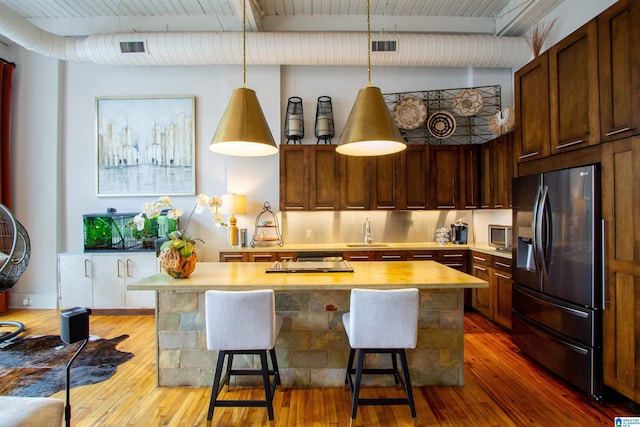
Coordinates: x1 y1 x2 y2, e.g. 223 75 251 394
134 194 227 258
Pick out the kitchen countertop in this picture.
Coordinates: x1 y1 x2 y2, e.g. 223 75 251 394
224 242 513 259
128 260 488 292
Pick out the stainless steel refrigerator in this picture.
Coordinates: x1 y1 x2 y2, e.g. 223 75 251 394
511 164 603 400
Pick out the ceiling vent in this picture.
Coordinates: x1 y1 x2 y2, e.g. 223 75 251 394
119 41 146 53
371 40 397 52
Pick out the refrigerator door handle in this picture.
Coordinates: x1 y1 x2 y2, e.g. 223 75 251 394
538 185 552 279
531 185 543 278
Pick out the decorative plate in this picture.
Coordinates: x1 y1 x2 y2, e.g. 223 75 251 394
451 88 484 117
427 111 456 139
392 97 428 130
488 107 516 135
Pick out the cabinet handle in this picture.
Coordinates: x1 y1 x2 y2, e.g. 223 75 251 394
381 255 402 260
473 266 487 272
494 204 504 208
125 259 132 277
605 127 631 137
464 205 477 209
519 152 539 159
444 263 464 268
495 272 512 280
84 259 91 278
495 261 511 269
443 254 463 258
349 256 370 260
253 254 273 259
438 205 456 209
117 259 123 277
223 254 244 259
412 254 433 259
555 139 584 149
473 255 487 262
285 206 304 210
602 219 607 309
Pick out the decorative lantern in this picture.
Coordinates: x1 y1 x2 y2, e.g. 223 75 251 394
284 96 304 144
314 96 335 144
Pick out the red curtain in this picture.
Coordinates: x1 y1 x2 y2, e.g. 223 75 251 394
0 59 15 209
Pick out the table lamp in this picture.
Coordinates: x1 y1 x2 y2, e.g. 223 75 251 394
221 194 247 247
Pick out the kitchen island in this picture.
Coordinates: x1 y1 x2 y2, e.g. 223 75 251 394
129 260 487 388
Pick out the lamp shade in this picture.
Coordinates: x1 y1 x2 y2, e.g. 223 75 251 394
209 88 278 157
220 194 247 215
336 86 406 156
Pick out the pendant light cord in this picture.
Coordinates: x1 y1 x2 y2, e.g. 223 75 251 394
242 0 247 88
367 0 371 87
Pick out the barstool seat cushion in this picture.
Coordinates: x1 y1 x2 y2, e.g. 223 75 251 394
205 290 282 351
342 288 419 349
0 396 64 427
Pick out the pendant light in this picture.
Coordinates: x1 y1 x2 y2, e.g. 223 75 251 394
209 0 278 157
336 0 406 157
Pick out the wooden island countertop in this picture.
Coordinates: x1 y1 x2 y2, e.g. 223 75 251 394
128 260 488 292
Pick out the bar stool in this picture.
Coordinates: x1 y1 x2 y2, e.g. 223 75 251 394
205 289 283 421
342 288 419 421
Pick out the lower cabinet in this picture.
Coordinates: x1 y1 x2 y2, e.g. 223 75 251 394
470 251 513 329
58 252 158 310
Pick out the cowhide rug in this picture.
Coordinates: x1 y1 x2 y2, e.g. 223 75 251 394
0 334 133 397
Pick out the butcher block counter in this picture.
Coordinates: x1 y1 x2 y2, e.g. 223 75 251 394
129 261 487 388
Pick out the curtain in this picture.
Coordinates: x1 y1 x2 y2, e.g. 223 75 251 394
0 58 15 209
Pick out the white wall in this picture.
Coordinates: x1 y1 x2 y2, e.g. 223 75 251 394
5 0 611 307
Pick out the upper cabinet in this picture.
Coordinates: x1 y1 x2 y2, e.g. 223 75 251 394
480 132 514 209
598 0 640 142
514 52 551 162
549 20 600 154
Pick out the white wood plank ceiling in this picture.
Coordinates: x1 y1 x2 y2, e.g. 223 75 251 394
0 0 563 37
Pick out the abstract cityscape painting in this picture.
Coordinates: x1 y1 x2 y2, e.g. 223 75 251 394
96 96 196 196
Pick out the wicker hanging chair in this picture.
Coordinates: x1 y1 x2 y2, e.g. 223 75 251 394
0 203 31 344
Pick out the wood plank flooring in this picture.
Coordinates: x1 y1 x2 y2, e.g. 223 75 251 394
1 308 638 426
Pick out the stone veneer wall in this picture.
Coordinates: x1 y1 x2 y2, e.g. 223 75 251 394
156 288 464 388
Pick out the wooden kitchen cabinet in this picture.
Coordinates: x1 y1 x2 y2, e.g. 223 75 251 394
374 250 407 261
372 153 403 209
598 0 640 143
404 145 430 209
459 145 480 209
514 52 550 162
437 249 468 272
339 155 371 210
58 252 158 310
470 252 492 319
549 20 600 154
219 252 249 262
492 257 513 329
429 145 459 209
280 145 339 211
342 251 375 261
406 250 436 261
481 133 514 209
601 137 640 402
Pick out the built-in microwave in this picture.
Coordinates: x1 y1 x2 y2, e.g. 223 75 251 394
488 224 513 251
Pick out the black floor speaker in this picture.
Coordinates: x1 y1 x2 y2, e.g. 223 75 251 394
60 307 90 344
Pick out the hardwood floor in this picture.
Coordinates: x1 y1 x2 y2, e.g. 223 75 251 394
1 308 637 426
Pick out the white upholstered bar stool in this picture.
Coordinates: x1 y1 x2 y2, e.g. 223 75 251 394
342 288 419 421
205 289 283 422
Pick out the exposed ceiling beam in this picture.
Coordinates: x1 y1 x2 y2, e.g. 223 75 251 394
230 0 263 32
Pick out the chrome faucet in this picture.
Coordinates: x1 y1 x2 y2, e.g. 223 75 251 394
363 217 373 244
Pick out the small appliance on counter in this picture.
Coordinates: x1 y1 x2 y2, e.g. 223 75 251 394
450 220 468 244
488 224 512 251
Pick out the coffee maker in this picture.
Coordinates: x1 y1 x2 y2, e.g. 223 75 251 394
450 220 468 244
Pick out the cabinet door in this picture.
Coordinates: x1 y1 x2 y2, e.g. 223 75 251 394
429 146 459 209
598 0 640 142
91 255 125 309
279 145 309 210
219 252 249 262
479 142 493 208
310 146 339 210
549 20 600 154
124 253 158 308
249 252 277 263
58 254 93 309
601 137 640 401
470 252 492 319
404 146 429 209
493 258 513 329
515 52 550 162
372 153 403 209
493 132 514 209
342 251 374 261
407 250 436 261
374 251 407 261
437 250 468 272
459 145 479 209
339 156 371 210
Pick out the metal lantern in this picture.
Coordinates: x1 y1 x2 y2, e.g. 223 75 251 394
284 96 304 144
314 96 335 144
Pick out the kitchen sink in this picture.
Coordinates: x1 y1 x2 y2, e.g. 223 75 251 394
345 243 389 248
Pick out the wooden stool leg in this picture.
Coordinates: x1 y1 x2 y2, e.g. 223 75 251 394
208 351 227 421
260 351 275 421
399 349 416 418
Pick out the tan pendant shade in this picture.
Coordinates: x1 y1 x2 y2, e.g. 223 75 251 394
336 86 406 156
209 87 278 157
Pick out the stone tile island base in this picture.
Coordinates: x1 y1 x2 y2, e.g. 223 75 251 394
157 289 464 388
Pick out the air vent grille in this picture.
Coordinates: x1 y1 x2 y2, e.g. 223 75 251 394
372 40 397 52
120 41 146 53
